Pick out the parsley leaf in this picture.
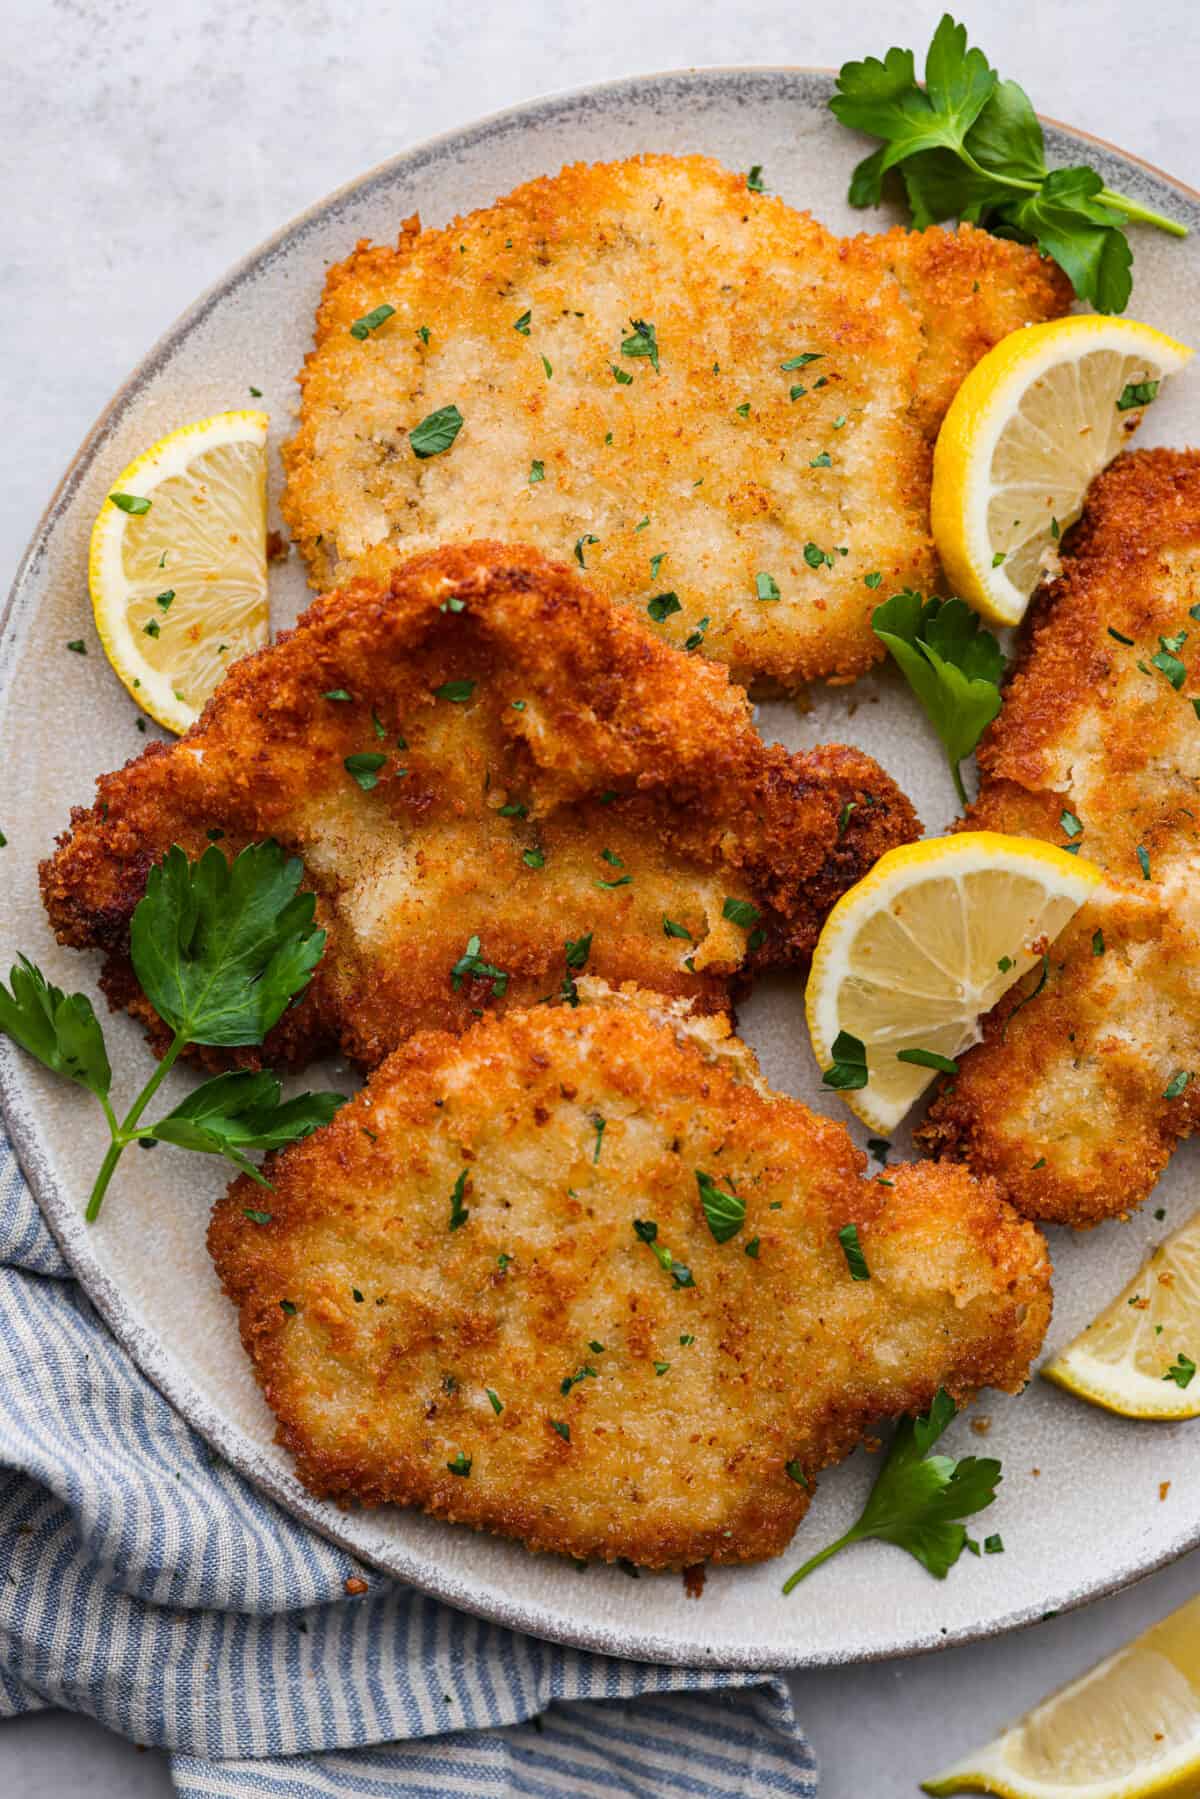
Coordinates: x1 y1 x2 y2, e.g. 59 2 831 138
830 15 1185 312
409 404 463 458
620 318 660 372
872 590 1004 805
837 1222 870 1281
448 1169 470 1232
450 935 509 999
149 1070 343 1182
344 751 388 791
647 592 681 621
822 1029 869 1091
0 956 111 1101
696 1169 745 1243
1164 1353 1197 1389
349 303 396 340
783 1387 1002 1590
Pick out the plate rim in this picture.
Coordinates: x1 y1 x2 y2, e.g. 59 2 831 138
4 63 1199 1670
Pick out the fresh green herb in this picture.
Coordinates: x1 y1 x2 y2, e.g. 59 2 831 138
600 849 623 867
810 452 833 468
349 303 396 339
344 751 388 791
611 364 634 385
447 1451 472 1476
744 1237 761 1259
561 1364 597 1395
838 1222 870 1281
497 1252 513 1272
1060 810 1083 839
323 689 353 702
864 571 883 590
781 354 823 370
156 590 175 611
450 935 509 998
830 14 1185 314
1050 517 1060 539
529 459 545 483
574 533 600 568
448 1169 470 1232
1092 929 1106 956
0 844 342 1222
647 592 681 621
652 1360 671 1375
521 846 544 870
486 1389 503 1414
1164 1353 1196 1389
249 386 263 397
983 1533 1005 1554
896 1047 959 1074
620 318 660 372
434 680 475 703
550 1419 571 1442
417 325 430 344
756 572 781 601
649 552 666 579
786 1460 809 1488
1137 845 1152 880
822 1029 869 1091
1117 379 1160 411
280 1300 298 1316
747 165 766 193
696 1169 745 1243
560 932 592 1006
837 801 856 836
109 492 152 515
142 620 161 637
782 1387 1001 1591
1107 626 1135 645
595 874 632 890
243 1208 272 1224
804 541 830 569
541 355 553 379
997 955 1014 973
790 385 807 402
632 1219 695 1289
684 617 709 653
679 1334 694 1346
589 1341 606 1354
66 640 87 654
722 897 760 930
591 1115 606 1163
1151 637 1187 690
663 916 693 941
872 591 1004 805
513 309 532 335
410 404 463 458
1163 1071 1193 1100
735 402 751 418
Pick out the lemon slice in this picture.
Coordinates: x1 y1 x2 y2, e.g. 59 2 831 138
1042 1209 1200 1419
932 316 1193 627
89 410 270 732
805 833 1101 1135
922 1595 1200 1798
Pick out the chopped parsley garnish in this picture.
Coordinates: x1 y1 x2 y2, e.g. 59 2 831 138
662 916 693 941
155 590 175 611
804 541 831 569
589 1340 606 1354
611 364 633 384
1107 626 1135 645
574 533 600 568
781 353 823 370
983 1533 1004 1555
541 354 553 379
838 1222 870 1281
647 591 681 621
448 1169 470 1232
591 1115 606 1163
410 404 463 459
1092 929 1106 956
837 800 856 836
786 1461 809 1488
735 402 751 418
1163 1070 1193 1100
632 1219 695 1288
417 326 430 344
447 1451 472 1476
896 1047 959 1074
371 707 387 739
595 874 632 890
249 386 262 397
529 459 545 483
600 848 623 866
756 572 781 601
1137 845 1152 880
486 1389 503 1414
722 897 760 929
280 1300 298 1316
1164 1353 1196 1389
560 932 592 1006
109 492 151 515
561 1364 597 1395
434 680 476 703
782 1388 1001 1592
243 1208 272 1225
864 571 882 590
142 620 161 638
696 1169 745 1243
684 617 710 653
620 318 659 372
746 165 766 193
1117 379 1160 410
649 551 666 579
323 688 353 701
513 309 532 335
810 452 832 468
522 847 545 869
550 1419 571 1442
822 1029 868 1091
66 639 87 654
872 591 1005 806
450 935 509 997
1059 809 1083 838
744 1237 761 1259
349 303 396 339
344 751 388 791
654 1360 671 1375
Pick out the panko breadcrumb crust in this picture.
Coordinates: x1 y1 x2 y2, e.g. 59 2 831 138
41 544 917 1072
209 986 1052 1569
281 153 1070 688
918 451 1200 1226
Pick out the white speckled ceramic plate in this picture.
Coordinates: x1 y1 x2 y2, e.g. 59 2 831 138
3 70 1199 1669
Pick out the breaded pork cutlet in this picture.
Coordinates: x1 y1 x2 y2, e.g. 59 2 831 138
41 544 917 1073
208 984 1052 1569
281 154 1070 688
917 451 1200 1228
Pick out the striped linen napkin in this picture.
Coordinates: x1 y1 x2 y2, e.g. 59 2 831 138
0 1134 819 1797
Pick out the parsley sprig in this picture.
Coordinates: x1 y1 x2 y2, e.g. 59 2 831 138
0 843 343 1222
831 14 1185 314
872 592 1004 805
782 1388 1001 1592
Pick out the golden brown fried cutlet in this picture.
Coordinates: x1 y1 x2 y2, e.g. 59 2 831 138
917 451 1200 1227
208 984 1052 1569
281 154 1070 688
41 544 918 1073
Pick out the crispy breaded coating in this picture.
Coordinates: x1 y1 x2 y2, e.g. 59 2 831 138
208 984 1052 1568
917 451 1200 1227
40 544 917 1072
281 154 1070 688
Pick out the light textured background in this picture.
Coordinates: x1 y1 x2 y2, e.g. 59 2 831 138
2 0 1197 1793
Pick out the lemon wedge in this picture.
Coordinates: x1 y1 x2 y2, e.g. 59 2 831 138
1042 1209 1200 1419
931 316 1193 627
89 410 270 732
805 833 1101 1135
922 1595 1200 1798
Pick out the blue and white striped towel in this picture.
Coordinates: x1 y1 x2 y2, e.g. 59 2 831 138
0 1133 818 1797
